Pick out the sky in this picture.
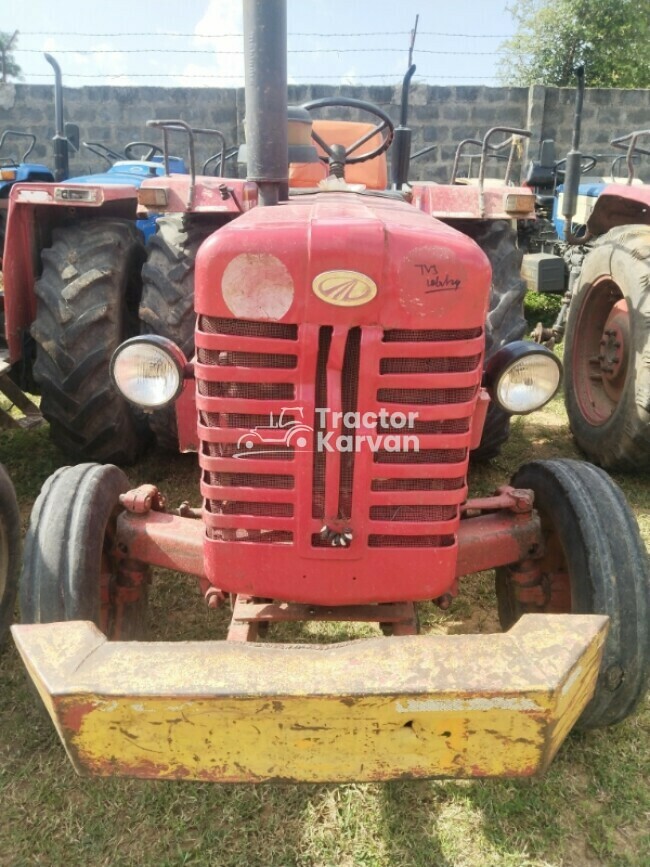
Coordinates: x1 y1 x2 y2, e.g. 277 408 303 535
4 0 516 88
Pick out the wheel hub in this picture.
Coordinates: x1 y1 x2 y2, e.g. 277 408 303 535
574 279 627 425
598 301 629 402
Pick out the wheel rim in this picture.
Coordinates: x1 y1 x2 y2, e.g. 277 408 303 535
100 506 147 639
572 276 629 425
504 501 572 616
99 511 119 636
534 506 572 613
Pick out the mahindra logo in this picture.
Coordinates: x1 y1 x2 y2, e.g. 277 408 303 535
312 270 377 307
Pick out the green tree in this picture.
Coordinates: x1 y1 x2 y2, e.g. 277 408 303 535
0 31 21 84
499 0 650 87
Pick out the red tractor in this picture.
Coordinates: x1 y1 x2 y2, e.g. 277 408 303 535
561 130 650 470
2 113 232 464
12 1 649 783
135 104 534 462
522 68 650 470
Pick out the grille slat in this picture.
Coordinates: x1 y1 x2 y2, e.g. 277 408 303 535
196 316 482 550
197 316 300 544
383 327 481 342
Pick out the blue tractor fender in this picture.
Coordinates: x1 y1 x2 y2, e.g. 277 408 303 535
552 181 607 240
0 163 55 196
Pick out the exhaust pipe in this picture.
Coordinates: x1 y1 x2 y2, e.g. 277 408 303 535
390 64 416 190
563 65 585 244
44 53 69 182
243 0 288 206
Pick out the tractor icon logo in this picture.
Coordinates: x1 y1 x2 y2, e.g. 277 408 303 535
235 407 313 457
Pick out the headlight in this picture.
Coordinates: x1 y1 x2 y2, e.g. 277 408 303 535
486 342 562 414
110 336 187 409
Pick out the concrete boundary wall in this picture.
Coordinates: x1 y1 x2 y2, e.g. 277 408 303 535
1 81 648 183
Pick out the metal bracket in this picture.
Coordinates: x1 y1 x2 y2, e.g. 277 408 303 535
227 595 419 642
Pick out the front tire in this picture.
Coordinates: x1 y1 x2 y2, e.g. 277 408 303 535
31 219 147 464
564 225 650 470
20 463 149 640
0 465 20 645
496 459 650 729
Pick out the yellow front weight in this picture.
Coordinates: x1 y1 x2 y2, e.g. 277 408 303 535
12 613 607 782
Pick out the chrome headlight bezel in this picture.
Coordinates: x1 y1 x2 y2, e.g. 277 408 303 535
110 335 188 410
485 341 563 415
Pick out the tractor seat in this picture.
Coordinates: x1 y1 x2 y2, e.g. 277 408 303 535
523 160 556 193
311 120 388 190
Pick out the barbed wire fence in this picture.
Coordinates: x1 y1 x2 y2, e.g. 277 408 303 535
10 28 511 84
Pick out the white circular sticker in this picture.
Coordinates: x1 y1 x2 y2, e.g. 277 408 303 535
222 253 294 320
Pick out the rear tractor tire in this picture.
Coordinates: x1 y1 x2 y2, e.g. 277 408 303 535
564 225 650 470
0 465 21 645
139 215 214 450
20 463 149 641
496 459 649 729
31 219 147 465
469 220 528 461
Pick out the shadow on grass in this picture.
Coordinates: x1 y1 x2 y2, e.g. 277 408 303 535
459 710 649 866
380 781 455 867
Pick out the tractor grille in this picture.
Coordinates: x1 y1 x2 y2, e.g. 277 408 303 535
197 317 482 550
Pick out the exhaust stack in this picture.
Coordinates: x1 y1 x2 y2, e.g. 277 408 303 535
243 0 289 206
44 53 69 182
562 65 585 243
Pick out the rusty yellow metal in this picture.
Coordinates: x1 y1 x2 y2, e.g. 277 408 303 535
11 613 607 782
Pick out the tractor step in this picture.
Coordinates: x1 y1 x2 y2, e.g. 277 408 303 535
12 613 607 783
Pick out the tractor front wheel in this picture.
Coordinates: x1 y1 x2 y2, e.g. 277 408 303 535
31 219 147 464
564 225 650 470
496 459 649 729
20 463 149 640
0 464 20 645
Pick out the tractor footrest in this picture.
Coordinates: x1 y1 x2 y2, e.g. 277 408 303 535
12 614 607 782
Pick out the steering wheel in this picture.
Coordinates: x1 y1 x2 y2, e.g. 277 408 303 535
124 141 163 161
300 97 394 165
555 155 598 175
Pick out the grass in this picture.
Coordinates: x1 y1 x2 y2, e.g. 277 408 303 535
1 380 649 866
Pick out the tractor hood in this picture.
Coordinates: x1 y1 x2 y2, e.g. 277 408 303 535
195 190 492 330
